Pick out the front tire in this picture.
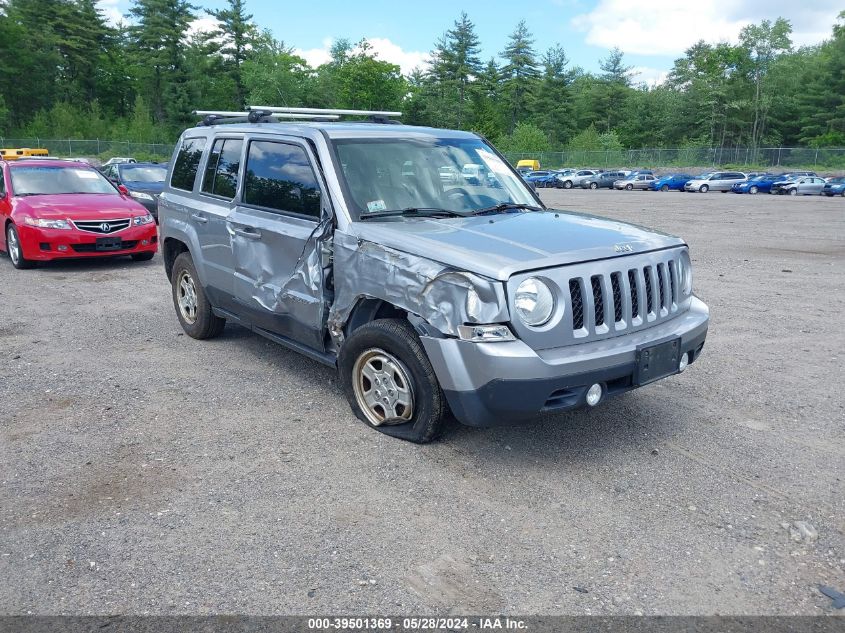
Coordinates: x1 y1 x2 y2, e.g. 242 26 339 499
562 180 572 189
171 251 225 339
625 183 633 191
788 188 798 196
339 319 448 443
660 184 669 191
699 184 709 193
6 224 34 269
589 182 598 190
749 186 758 194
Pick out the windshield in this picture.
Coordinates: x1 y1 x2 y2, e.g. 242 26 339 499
119 165 167 183
828 176 845 183
332 137 539 220
10 165 117 196
697 172 715 179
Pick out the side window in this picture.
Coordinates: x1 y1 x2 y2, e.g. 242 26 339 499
201 138 243 199
0 168 5 196
170 137 207 191
243 141 321 218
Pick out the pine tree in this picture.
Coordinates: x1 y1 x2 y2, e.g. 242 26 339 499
500 20 539 132
206 0 259 107
128 0 196 124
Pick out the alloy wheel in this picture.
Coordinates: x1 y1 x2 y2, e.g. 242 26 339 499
352 348 415 426
177 270 199 324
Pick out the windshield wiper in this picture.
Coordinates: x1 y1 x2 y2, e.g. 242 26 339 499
359 207 464 221
469 202 543 216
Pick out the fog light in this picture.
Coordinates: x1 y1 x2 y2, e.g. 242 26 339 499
678 352 689 372
141 239 149 245
586 383 603 407
57 244 68 252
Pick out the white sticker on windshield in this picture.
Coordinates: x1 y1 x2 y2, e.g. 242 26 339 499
366 200 386 213
74 170 98 179
475 148 511 175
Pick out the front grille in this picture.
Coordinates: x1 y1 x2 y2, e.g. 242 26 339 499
71 240 138 253
561 253 682 339
72 219 131 234
628 269 639 316
644 266 654 313
611 272 623 322
591 276 604 326
569 279 584 330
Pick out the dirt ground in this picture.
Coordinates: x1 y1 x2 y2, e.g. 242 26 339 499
1 188 843 615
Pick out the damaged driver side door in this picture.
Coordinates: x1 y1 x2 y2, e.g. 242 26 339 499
227 137 331 352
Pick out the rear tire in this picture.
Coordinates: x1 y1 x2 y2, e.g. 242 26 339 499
339 319 448 444
131 252 155 262
5 224 34 269
171 251 225 339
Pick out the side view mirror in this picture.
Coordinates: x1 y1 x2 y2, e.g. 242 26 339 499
0 191 6 200
117 185 129 195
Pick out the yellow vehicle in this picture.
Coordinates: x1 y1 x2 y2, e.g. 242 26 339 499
516 159 540 172
0 148 49 161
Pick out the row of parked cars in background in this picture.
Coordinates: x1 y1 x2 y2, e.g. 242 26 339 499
517 166 845 197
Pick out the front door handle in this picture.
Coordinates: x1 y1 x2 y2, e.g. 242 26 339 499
233 227 261 240
190 213 208 224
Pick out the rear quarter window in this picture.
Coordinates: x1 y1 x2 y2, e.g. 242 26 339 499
171 137 207 191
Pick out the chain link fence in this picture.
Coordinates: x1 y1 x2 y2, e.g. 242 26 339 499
504 147 845 171
0 138 175 162
2 138 844 171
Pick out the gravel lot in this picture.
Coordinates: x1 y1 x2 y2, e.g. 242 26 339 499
1 189 843 616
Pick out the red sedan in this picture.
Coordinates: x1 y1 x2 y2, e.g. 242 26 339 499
0 158 158 269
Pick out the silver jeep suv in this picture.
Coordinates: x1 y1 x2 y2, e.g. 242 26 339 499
159 107 709 443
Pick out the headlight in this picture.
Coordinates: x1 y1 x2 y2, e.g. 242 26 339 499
130 191 154 201
133 213 155 226
24 217 71 230
515 277 555 326
677 251 693 296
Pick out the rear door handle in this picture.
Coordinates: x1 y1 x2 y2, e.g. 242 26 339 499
190 213 208 224
233 227 261 240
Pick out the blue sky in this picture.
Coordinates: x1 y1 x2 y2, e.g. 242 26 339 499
98 0 843 85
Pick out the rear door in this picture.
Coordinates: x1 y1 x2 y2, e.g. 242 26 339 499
228 136 331 351
192 135 243 309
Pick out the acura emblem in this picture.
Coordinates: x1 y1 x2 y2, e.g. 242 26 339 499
100 222 111 232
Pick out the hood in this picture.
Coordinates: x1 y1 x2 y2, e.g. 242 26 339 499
351 210 684 281
124 181 165 194
15 193 148 219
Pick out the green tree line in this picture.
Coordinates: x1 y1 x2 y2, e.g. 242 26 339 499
1 0 843 152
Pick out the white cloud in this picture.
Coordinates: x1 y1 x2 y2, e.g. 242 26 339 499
97 0 124 25
295 37 429 75
365 37 430 75
631 66 668 87
295 38 335 69
571 0 842 56
187 15 220 38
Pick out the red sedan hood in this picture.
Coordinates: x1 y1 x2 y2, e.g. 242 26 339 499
16 193 147 219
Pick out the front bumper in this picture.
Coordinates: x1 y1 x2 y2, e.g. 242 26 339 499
17 223 158 261
421 297 709 427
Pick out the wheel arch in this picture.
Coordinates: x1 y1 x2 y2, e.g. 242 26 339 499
162 237 190 281
344 298 410 336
